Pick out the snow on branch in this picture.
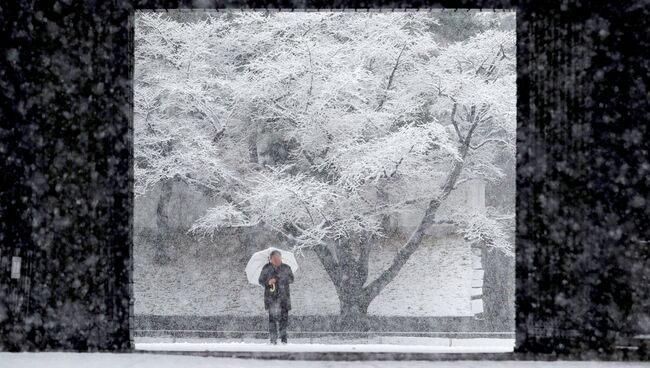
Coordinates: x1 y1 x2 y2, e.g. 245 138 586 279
445 207 514 256
333 122 458 191
134 11 515 256
189 203 253 236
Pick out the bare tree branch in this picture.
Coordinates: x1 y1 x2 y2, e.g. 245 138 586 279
388 145 414 178
470 138 510 150
302 23 317 37
304 45 314 113
376 43 408 111
286 188 316 225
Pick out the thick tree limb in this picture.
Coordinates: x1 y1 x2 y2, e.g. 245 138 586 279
156 178 175 233
376 43 407 111
357 235 371 288
335 237 355 285
313 243 342 291
362 113 481 302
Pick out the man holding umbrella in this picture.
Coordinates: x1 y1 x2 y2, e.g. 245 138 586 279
258 250 294 344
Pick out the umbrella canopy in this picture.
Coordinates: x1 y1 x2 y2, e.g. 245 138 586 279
245 247 299 286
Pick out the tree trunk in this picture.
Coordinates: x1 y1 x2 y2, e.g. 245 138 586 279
154 179 174 265
248 131 258 164
338 286 371 331
312 107 483 326
336 237 372 330
313 237 374 331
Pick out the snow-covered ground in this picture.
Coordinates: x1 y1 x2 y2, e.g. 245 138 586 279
135 336 515 353
135 336 514 346
135 339 514 353
1 353 648 368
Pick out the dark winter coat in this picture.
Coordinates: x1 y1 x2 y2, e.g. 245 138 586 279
258 262 294 311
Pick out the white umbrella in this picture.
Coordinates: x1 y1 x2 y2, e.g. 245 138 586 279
245 247 299 286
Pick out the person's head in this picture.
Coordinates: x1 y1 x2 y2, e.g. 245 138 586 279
270 250 282 267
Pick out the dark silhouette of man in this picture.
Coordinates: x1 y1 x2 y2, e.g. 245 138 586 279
258 250 294 344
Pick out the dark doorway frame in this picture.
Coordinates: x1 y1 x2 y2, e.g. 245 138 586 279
0 0 648 360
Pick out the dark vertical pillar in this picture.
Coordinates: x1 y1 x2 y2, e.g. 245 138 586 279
516 2 650 356
0 1 133 351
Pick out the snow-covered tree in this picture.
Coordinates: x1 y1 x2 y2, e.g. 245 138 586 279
135 11 515 325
